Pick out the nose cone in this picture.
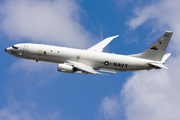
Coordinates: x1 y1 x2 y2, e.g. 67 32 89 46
5 47 11 53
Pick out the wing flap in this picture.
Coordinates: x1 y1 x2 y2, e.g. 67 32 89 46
87 35 119 52
66 61 107 75
100 68 116 74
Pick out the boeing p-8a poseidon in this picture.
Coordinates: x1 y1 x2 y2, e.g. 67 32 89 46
5 31 173 75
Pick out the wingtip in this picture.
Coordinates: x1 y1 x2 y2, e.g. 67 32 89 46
110 35 119 39
111 35 119 38
166 31 173 33
168 53 172 55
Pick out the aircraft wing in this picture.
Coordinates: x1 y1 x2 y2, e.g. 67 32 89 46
66 61 107 75
87 35 119 52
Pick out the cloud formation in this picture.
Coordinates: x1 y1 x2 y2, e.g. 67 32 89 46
0 101 33 120
121 56 180 120
0 99 61 120
127 0 180 52
0 0 93 48
98 96 121 120
99 0 180 120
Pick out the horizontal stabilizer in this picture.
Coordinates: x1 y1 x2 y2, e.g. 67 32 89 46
87 35 119 52
161 53 171 63
149 62 168 69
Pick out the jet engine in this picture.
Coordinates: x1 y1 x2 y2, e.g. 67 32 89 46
57 64 75 73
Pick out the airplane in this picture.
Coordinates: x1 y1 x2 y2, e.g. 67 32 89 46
5 31 173 75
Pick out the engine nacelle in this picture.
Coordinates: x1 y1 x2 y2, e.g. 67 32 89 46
57 64 74 73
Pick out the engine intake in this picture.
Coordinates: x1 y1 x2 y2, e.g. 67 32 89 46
57 64 74 73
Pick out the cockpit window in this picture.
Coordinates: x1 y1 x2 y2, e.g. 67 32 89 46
12 46 18 49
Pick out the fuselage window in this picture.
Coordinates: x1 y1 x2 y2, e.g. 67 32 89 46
44 51 46 55
58 51 60 53
51 50 53 52
12 46 18 49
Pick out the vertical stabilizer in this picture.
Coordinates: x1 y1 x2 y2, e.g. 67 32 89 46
130 31 173 61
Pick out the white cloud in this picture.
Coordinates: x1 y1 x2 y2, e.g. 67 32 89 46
0 99 34 120
0 94 61 120
98 96 121 120
0 0 93 48
127 0 180 52
99 57 180 120
121 56 180 120
2 0 89 85
0 101 61 120
98 0 180 120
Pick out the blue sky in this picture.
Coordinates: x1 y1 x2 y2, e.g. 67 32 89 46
1 0 180 120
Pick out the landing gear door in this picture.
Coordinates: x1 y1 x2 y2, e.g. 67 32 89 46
23 45 28 55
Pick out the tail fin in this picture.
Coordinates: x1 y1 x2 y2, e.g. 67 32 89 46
130 31 173 61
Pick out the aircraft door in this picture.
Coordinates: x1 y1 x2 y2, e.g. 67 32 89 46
23 45 28 55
